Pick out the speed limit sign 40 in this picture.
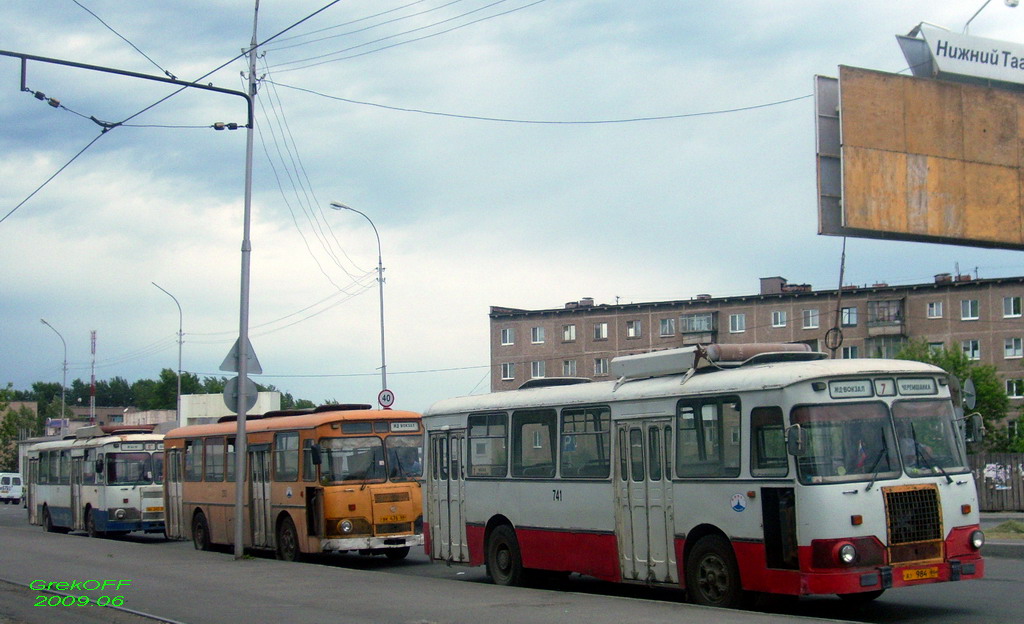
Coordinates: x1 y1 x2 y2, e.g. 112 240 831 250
378 388 395 409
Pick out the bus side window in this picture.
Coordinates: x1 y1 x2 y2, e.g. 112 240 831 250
511 409 556 478
205 437 225 482
468 413 507 477
302 439 317 482
83 449 96 485
559 407 610 479
185 440 204 482
751 406 788 477
274 432 299 482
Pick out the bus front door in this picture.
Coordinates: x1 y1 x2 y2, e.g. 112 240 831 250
248 444 273 548
615 421 677 585
428 430 467 564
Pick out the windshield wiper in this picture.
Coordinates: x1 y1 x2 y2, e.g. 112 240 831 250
911 424 953 484
864 435 891 492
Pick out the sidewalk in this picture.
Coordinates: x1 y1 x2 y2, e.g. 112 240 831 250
980 511 1024 559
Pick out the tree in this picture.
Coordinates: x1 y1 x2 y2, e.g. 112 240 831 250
896 339 1018 451
1 383 42 471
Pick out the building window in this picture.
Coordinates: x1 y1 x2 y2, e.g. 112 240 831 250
771 310 787 328
868 299 903 325
1005 337 1023 359
929 342 945 352
866 336 906 358
927 301 943 319
842 345 859 358
961 299 980 321
562 324 576 342
962 339 980 360
531 326 545 344
594 322 608 340
626 320 642 338
500 328 514 346
659 318 676 336
562 359 577 376
802 309 819 329
1004 296 1022 318
501 362 515 380
1007 379 1024 398
531 360 546 378
841 307 858 327
729 313 746 333
680 312 714 333
594 358 609 375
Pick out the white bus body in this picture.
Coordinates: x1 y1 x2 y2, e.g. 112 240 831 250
26 427 165 536
423 345 985 607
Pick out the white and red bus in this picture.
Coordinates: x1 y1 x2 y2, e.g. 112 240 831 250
423 344 985 607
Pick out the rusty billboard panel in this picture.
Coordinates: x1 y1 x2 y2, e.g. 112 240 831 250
816 66 1024 250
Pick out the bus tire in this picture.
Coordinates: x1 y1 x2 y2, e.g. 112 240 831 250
86 509 105 538
384 546 410 561
42 507 68 534
192 511 212 551
838 589 885 604
486 524 524 586
276 515 302 562
686 535 746 609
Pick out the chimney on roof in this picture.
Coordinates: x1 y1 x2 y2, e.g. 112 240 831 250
695 293 712 301
760 276 787 295
935 273 953 284
579 297 594 307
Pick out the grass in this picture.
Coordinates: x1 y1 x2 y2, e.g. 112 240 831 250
987 520 1024 540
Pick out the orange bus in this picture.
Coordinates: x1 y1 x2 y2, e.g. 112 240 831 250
163 404 423 561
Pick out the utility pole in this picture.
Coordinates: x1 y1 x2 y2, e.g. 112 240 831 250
233 0 260 560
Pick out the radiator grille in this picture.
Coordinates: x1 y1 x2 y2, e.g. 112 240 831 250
884 485 943 564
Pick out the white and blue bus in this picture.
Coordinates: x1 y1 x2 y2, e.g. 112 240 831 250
26 426 165 536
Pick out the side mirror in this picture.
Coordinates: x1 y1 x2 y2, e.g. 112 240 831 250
786 424 807 456
95 459 104 473
310 446 322 466
966 413 985 443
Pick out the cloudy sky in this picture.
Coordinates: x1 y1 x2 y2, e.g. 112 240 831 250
2 1 1023 413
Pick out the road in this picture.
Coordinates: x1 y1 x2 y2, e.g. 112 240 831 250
1 504 1020 624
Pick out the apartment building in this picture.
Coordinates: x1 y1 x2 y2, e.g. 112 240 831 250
490 274 1024 407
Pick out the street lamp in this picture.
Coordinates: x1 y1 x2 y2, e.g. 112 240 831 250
964 0 1018 33
329 202 388 400
152 282 183 427
39 318 67 434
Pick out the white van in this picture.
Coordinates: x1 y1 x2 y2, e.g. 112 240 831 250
0 473 23 505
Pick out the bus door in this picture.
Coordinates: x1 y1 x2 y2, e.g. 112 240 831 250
428 430 468 564
165 448 184 539
27 459 37 523
615 420 677 584
248 444 273 548
70 455 84 530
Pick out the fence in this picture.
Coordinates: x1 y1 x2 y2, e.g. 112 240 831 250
969 452 1024 511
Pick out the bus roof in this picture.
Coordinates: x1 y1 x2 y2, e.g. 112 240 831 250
424 357 947 416
26 432 165 452
164 408 422 440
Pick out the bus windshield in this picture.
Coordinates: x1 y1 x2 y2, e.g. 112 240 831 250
106 452 162 485
320 437 386 483
792 402 901 485
386 435 423 481
892 399 969 476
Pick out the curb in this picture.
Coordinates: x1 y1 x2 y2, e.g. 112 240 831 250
982 540 1024 559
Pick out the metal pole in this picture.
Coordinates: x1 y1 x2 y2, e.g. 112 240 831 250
152 282 183 427
234 0 259 560
40 319 67 433
329 202 387 396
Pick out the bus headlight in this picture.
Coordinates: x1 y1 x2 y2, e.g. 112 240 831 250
114 509 126 520
838 543 858 565
339 520 353 534
970 530 985 550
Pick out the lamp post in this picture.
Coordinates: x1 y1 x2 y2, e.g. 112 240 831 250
964 0 1018 33
152 282 183 427
329 202 388 399
39 318 67 434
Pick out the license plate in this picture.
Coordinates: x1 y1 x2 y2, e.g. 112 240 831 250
146 506 164 512
379 515 405 523
902 567 938 581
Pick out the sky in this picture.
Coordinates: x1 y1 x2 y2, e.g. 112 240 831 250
2 1 1024 414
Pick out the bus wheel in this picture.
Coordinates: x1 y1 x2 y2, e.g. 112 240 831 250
191 512 212 551
42 507 67 534
385 547 410 561
276 516 303 562
86 509 105 538
838 589 885 604
686 535 746 609
486 525 524 586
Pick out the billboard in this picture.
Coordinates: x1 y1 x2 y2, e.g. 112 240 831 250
817 65 1024 250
